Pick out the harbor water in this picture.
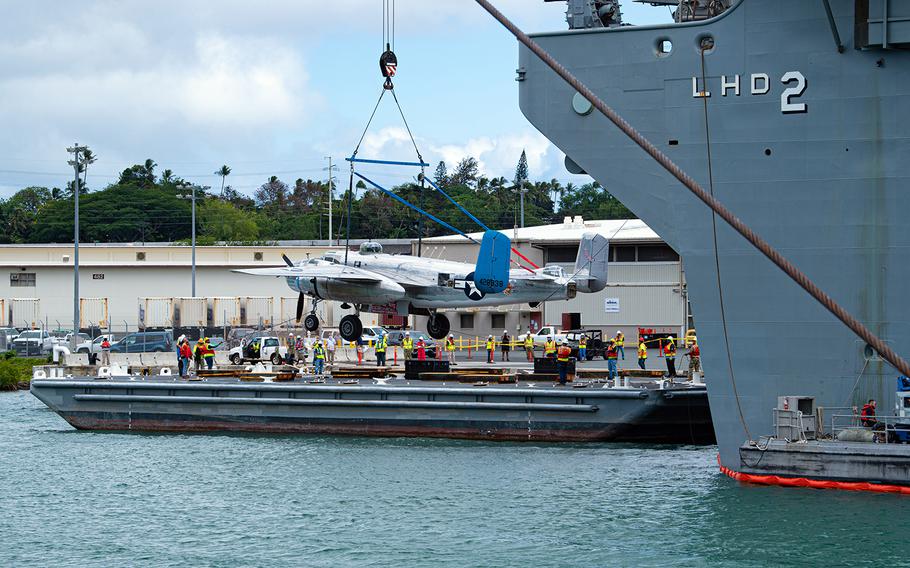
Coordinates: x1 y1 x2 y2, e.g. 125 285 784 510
1 391 906 567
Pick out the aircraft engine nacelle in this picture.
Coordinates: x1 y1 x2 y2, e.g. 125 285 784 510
294 276 406 305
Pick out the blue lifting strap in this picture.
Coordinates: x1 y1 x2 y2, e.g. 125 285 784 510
474 230 511 293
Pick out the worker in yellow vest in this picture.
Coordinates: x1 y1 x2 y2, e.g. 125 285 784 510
615 330 625 359
556 340 572 385
638 338 648 370
402 332 414 361
544 336 557 358
445 334 456 365
578 335 588 361
485 334 495 364
664 336 677 380
524 333 535 361
375 332 387 367
313 340 326 375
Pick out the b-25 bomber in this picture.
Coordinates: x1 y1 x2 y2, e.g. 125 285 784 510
235 232 608 342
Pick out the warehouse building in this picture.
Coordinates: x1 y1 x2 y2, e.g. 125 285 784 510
0 220 688 342
412 217 689 342
0 241 409 334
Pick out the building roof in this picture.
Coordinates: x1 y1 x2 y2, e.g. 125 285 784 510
420 217 661 245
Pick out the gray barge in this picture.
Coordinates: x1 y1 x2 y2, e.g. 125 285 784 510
30 375 712 443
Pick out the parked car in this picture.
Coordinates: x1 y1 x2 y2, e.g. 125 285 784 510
13 330 55 355
75 334 118 354
57 332 91 347
110 331 174 353
228 335 288 365
0 327 19 350
384 331 438 358
360 326 387 346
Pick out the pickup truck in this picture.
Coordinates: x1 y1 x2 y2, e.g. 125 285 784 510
228 335 288 365
517 326 568 348
12 330 55 355
75 334 118 354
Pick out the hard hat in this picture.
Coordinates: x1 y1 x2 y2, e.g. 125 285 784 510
547 335 552 339
503 330 508 334
405 331 410 336
289 332 294 336
616 330 622 334
448 333 454 337
488 334 493 338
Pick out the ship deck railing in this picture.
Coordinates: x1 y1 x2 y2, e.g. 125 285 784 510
829 410 910 445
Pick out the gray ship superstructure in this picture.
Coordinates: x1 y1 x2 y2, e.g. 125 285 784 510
520 0 910 480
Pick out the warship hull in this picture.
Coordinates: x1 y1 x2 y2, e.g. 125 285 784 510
519 0 910 477
29 378 714 443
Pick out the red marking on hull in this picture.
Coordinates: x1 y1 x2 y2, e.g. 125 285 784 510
719 462 910 495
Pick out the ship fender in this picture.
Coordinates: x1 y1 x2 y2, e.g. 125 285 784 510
719 458 910 495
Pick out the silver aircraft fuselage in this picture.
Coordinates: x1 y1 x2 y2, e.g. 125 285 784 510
287 250 573 310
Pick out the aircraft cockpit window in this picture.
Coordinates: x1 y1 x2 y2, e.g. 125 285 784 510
541 265 565 278
359 242 383 254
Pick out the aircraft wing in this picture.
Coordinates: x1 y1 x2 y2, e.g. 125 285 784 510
232 264 384 283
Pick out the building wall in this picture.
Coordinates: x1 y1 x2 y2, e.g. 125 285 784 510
0 245 379 331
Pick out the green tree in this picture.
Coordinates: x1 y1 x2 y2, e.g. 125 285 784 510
557 182 635 220
513 149 529 186
215 165 231 197
450 157 479 188
433 161 448 186
198 199 260 241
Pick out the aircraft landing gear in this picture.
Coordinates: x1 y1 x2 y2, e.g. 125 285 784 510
339 314 363 342
303 313 319 332
426 312 450 340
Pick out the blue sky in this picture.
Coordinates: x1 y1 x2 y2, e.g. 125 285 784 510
0 1 670 198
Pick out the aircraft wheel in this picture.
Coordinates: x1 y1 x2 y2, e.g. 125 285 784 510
426 313 450 340
303 313 320 332
339 315 363 342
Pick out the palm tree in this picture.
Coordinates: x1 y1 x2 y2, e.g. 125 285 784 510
81 148 97 188
215 165 231 197
161 169 175 184
142 159 157 184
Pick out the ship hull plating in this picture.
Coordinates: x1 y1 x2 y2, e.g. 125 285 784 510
519 0 910 471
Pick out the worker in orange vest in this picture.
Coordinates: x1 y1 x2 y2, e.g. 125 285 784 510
664 337 677 379
556 340 572 385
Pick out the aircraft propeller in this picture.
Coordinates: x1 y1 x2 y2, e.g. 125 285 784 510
282 254 306 324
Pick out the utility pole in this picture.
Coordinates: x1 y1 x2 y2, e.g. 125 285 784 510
177 183 198 296
66 144 86 350
520 182 527 228
324 157 337 244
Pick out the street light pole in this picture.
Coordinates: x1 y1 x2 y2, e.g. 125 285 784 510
324 156 336 244
191 185 196 297
66 143 85 350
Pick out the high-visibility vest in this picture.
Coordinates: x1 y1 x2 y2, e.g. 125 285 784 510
445 338 455 351
402 338 413 350
557 346 571 362
665 341 676 357
314 345 325 360
524 336 534 349
486 339 494 350
616 333 624 346
579 337 587 349
638 343 647 359
606 344 618 359
376 336 387 353
544 340 557 354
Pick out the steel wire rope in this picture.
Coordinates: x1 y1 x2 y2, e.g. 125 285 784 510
699 45 751 440
474 0 910 382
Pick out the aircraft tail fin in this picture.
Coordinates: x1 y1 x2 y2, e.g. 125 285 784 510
574 232 609 293
474 230 510 293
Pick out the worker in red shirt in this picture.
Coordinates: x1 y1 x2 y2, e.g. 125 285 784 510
687 341 701 381
861 399 877 428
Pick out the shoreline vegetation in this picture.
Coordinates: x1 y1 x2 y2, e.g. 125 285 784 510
0 353 45 391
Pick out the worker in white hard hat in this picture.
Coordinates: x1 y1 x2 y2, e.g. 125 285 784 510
402 331 414 361
445 333 456 365
500 329 511 362
615 329 625 359
544 335 557 358
486 334 495 364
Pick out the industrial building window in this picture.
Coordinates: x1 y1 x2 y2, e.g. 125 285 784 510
613 246 636 262
637 244 679 262
10 272 36 287
460 314 474 329
491 314 506 330
545 246 577 263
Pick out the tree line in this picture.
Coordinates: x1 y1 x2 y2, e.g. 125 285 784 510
0 150 634 244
